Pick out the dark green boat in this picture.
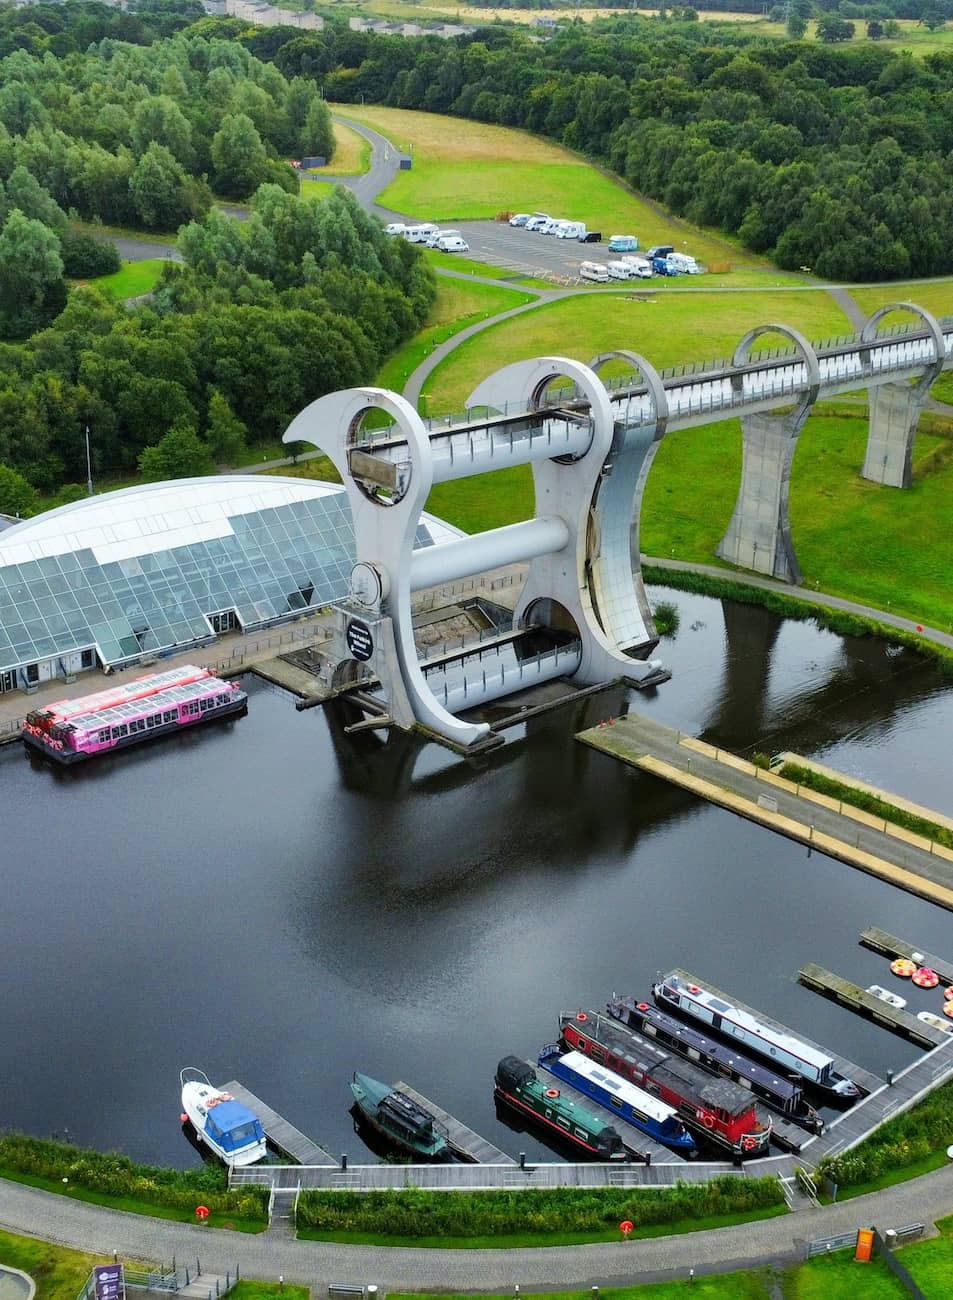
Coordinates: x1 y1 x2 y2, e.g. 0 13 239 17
349 1072 450 1160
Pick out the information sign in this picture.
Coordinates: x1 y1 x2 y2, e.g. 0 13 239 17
346 619 374 662
93 1264 124 1300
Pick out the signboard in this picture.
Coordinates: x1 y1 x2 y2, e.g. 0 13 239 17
93 1264 124 1300
346 619 374 663
854 1229 874 1262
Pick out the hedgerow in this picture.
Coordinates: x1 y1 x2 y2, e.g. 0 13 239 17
818 1080 953 1189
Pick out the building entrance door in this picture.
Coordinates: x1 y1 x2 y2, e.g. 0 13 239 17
0 670 14 694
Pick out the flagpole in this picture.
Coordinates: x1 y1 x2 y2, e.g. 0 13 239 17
85 426 93 497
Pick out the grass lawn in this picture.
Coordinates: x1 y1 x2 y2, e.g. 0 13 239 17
333 105 766 269
229 1285 309 1300
376 277 535 398
0 1229 102 1300
850 281 953 322
90 259 167 300
298 179 336 204
319 120 370 175
421 290 851 414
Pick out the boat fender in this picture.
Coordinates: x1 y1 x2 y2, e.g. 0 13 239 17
545 1088 560 1098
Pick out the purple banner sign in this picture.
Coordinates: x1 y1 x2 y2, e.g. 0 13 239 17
93 1264 124 1300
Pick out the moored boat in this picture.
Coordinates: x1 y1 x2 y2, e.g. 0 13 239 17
653 972 860 1103
607 994 824 1133
179 1068 267 1167
349 1072 449 1160
538 1045 695 1153
561 1010 770 1158
493 1056 627 1160
23 668 246 765
866 984 907 1010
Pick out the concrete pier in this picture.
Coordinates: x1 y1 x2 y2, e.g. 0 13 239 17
578 712 953 910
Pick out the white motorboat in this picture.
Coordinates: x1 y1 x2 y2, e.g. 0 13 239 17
917 1011 953 1034
866 984 907 1010
180 1068 267 1167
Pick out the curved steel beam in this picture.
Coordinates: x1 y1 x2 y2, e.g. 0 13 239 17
860 302 946 394
590 349 669 441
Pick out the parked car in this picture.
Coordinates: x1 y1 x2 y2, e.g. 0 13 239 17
621 255 654 279
651 256 679 276
646 244 675 260
436 235 470 253
525 214 551 232
578 230 602 243
580 260 609 282
509 213 531 227
608 235 639 253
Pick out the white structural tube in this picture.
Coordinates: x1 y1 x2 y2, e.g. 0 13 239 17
409 515 569 592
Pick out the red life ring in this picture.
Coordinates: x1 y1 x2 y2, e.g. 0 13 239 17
700 1112 715 1129
576 1012 588 1022
688 985 700 994
545 1087 560 1098
637 1003 649 1012
742 1135 758 1151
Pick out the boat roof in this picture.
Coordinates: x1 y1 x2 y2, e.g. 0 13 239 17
548 1050 678 1124
206 1098 259 1131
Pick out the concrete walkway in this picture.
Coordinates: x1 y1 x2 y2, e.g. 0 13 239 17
1 1164 952 1291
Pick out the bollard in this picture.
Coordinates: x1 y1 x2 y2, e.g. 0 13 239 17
367 1289 378 1298
887 1069 894 1087
885 1229 897 1249
341 1153 348 1170
278 1278 283 1293
519 1152 526 1170
689 1268 694 1284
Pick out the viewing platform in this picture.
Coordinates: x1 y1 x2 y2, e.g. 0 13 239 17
392 1081 516 1164
221 1081 337 1166
797 963 950 1048
578 712 953 911
860 927 953 987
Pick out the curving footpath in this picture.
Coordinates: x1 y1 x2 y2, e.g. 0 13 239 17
2 1164 953 1291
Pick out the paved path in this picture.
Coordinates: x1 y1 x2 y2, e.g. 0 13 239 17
2 1164 952 1291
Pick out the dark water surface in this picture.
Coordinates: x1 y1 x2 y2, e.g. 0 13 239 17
3 589 953 1168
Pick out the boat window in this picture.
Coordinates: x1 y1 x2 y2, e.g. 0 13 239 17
610 1096 623 1109
163 710 177 722
98 729 110 743
187 701 200 716
556 1116 570 1129
710 999 731 1013
573 1128 588 1139
591 1047 605 1063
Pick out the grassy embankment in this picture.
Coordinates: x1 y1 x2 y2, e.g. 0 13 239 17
93 259 168 300
0 1134 269 1232
777 761 953 848
333 104 767 271
294 1177 786 1247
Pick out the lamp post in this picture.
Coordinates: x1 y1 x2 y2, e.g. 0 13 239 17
85 426 94 497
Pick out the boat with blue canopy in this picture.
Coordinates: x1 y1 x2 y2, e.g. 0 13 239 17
179 1067 267 1167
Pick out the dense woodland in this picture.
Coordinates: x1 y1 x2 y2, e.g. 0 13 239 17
270 18 953 281
2 1 953 508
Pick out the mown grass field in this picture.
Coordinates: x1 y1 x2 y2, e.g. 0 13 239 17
421 290 851 413
316 119 370 175
90 259 167 299
0 1229 102 1300
333 105 765 268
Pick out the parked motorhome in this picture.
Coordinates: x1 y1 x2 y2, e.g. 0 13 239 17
580 261 609 282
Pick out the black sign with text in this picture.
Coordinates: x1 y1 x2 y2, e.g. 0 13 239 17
346 619 374 662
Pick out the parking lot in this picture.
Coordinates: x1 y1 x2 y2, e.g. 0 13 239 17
432 220 690 282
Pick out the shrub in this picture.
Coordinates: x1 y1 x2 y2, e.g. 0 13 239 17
818 1079 953 1188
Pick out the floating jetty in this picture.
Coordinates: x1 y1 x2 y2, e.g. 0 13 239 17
221 1081 336 1166
526 1059 672 1165
665 968 883 1097
860 927 953 987
797 965 950 1048
578 713 953 911
392 1081 516 1165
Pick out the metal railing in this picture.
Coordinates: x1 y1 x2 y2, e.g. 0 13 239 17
806 1229 858 1257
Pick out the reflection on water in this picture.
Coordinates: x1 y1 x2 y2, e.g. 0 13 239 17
2 589 953 1168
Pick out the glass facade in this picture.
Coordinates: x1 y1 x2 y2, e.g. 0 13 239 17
0 480 443 678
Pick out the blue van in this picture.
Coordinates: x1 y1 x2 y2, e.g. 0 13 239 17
652 256 679 276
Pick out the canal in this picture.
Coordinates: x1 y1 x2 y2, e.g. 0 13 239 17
2 588 952 1168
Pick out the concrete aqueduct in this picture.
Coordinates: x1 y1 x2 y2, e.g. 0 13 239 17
283 303 951 750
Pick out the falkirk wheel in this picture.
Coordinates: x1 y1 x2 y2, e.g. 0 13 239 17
282 355 669 751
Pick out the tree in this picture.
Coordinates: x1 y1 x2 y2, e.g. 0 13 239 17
131 95 195 168
138 419 213 480
867 20 884 39
211 113 269 198
0 208 65 339
0 462 39 517
816 15 856 42
129 142 189 230
206 388 247 466
921 5 946 31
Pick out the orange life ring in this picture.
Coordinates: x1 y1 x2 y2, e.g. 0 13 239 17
545 1087 560 1098
688 985 700 994
576 1012 588 1022
637 1003 649 1012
